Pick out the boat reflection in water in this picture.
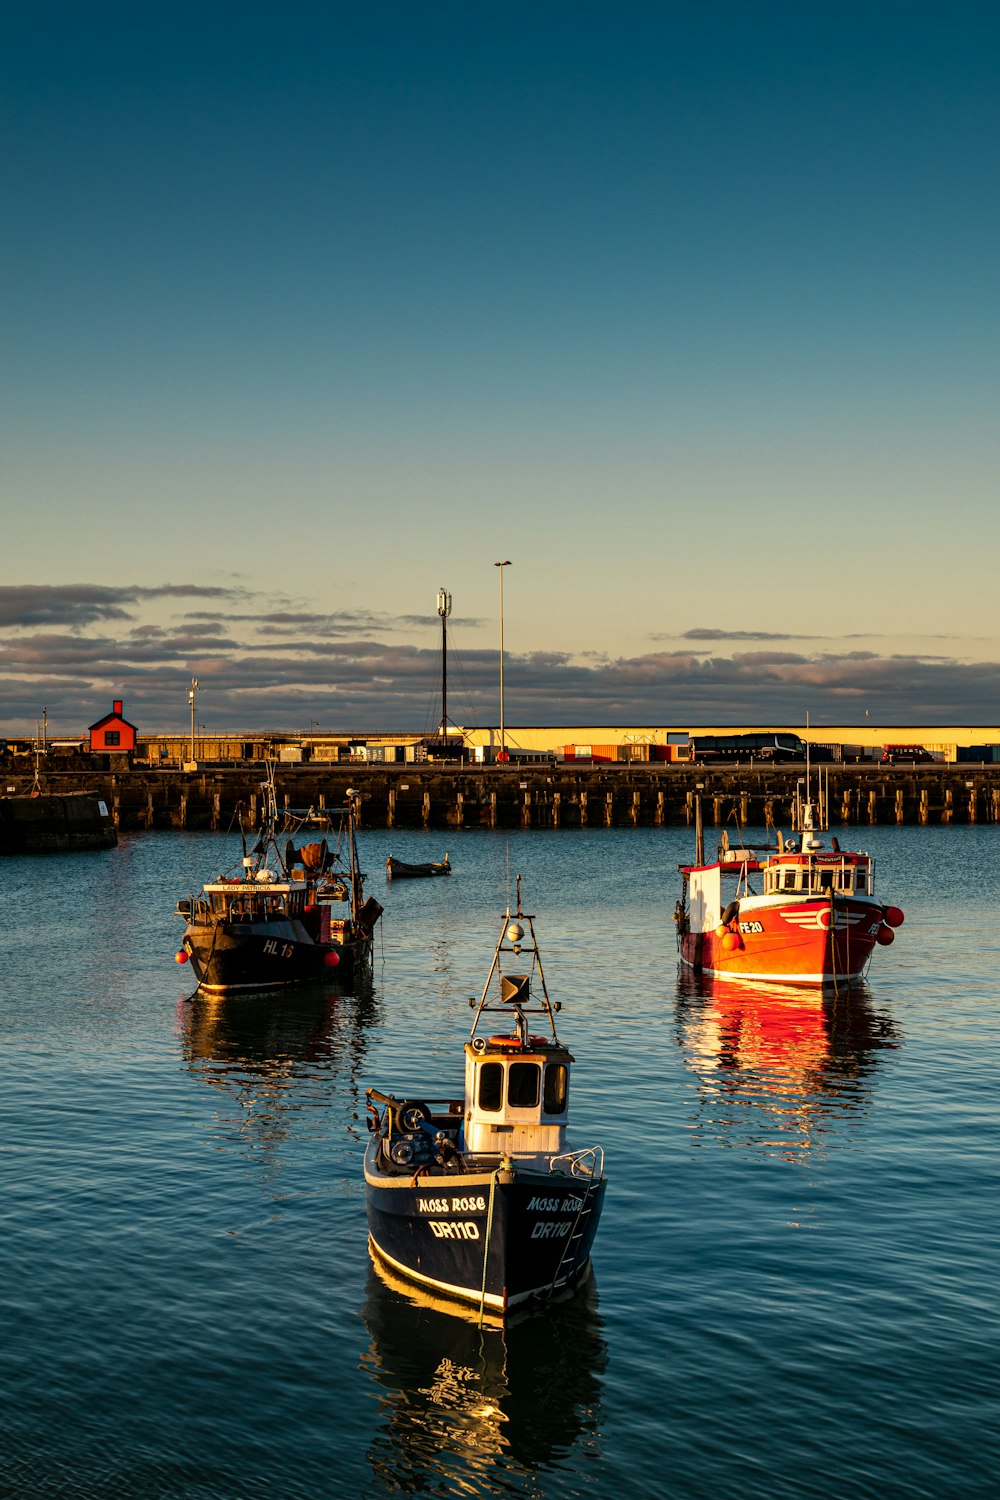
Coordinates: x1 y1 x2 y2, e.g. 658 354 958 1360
178 976 382 1157
675 970 900 1160
361 1254 607 1491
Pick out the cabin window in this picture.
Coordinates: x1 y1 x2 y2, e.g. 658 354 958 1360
783 870 798 892
543 1063 568 1115
478 1063 503 1112
819 871 834 891
508 1062 540 1108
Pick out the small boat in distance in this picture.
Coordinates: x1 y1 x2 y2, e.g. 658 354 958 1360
676 780 904 988
364 877 606 1322
175 769 382 993
385 853 451 879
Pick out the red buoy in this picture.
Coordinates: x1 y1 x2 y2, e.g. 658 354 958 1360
323 950 341 968
876 926 895 946
884 906 905 928
175 950 189 964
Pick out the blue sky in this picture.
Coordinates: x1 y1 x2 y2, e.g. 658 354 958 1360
3 2 999 733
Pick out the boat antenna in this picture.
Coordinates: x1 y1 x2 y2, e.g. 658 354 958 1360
695 783 704 866
805 710 812 807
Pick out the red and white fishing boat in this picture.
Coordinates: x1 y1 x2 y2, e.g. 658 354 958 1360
675 786 904 988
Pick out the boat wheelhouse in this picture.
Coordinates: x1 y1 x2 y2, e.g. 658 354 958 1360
364 878 606 1321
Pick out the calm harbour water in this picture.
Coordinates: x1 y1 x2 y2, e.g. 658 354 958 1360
2 822 999 1499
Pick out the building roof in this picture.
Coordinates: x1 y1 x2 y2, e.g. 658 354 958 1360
88 708 138 734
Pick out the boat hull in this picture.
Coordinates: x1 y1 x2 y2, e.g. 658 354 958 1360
680 897 885 986
385 858 451 879
182 918 359 992
364 1139 605 1316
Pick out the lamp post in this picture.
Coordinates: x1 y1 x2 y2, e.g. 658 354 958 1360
437 587 452 737
188 678 199 764
494 562 511 762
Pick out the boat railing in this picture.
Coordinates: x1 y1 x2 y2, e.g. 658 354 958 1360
548 1145 604 1180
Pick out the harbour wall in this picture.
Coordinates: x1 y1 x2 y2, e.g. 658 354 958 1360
9 765 1000 832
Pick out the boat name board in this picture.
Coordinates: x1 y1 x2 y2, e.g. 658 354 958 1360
527 1194 584 1213
418 1195 487 1213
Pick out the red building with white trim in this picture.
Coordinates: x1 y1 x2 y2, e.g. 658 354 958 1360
88 699 138 754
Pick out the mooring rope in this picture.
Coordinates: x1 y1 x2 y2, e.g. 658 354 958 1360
478 1164 503 1327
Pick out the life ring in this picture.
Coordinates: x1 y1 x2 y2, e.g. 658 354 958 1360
488 1035 522 1048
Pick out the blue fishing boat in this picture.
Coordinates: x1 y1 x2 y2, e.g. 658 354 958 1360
364 878 606 1321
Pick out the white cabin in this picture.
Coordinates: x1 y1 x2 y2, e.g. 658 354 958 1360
463 970 573 1158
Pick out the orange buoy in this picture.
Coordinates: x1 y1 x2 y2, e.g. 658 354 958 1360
175 950 189 964
721 931 741 952
715 924 728 939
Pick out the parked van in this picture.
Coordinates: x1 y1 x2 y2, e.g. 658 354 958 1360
881 745 934 764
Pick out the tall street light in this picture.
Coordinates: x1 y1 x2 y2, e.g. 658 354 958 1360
188 677 199 764
437 586 452 737
494 562 511 762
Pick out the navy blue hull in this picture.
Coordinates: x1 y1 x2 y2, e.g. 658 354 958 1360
183 918 357 992
364 1137 605 1315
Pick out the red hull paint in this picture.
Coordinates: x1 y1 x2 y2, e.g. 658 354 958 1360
680 898 882 986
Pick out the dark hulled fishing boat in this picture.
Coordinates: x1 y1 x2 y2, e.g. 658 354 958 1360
364 878 606 1321
175 771 382 993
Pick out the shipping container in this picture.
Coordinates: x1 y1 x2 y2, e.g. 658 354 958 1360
957 745 1000 763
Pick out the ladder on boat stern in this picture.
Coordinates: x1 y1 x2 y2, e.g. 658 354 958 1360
545 1151 603 1297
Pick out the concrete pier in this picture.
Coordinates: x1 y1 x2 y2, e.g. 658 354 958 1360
7 764 1000 833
